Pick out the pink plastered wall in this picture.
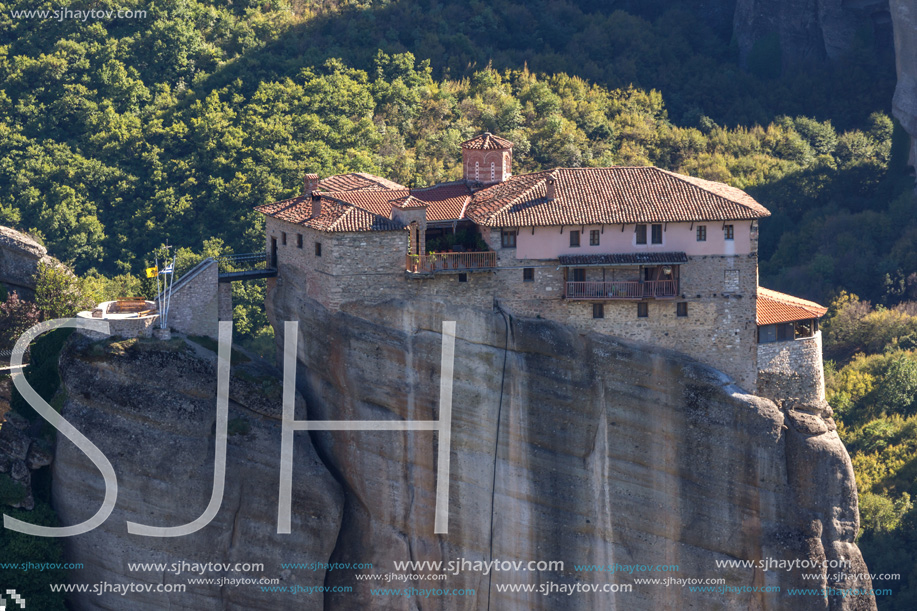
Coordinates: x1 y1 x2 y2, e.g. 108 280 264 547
514 221 754 260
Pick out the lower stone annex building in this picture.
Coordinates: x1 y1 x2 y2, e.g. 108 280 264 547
256 133 827 401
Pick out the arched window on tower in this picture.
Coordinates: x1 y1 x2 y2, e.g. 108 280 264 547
490 161 495 180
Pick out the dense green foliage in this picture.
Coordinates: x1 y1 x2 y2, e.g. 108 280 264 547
826 297 917 609
0 502 67 609
0 0 909 310
0 1 914 605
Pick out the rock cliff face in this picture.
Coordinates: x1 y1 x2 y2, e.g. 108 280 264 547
51 291 877 609
265 282 876 610
733 0 892 68
53 336 342 610
890 0 917 176
0 225 54 298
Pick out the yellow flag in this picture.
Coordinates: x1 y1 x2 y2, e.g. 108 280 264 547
145 267 158 278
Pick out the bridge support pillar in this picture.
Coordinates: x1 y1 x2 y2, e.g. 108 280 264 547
218 282 233 322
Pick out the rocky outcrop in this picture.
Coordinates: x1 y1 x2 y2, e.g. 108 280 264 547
265 283 876 610
53 335 343 610
51 291 876 609
0 410 53 510
734 0 892 68
890 0 917 176
0 225 53 298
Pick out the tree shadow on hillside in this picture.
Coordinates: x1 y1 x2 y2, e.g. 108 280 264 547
187 0 894 128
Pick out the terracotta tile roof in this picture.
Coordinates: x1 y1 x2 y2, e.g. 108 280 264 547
466 167 770 227
255 195 309 219
558 252 688 267
255 196 405 232
757 288 828 326
317 172 407 192
460 132 514 150
316 189 411 217
408 183 472 222
259 181 474 232
392 195 429 209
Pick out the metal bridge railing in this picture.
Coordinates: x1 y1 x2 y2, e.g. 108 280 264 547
215 252 271 274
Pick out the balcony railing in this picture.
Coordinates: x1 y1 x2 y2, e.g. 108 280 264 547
406 251 497 273
565 280 679 300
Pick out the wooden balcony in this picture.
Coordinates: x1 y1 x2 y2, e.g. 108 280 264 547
406 251 497 274
565 280 679 300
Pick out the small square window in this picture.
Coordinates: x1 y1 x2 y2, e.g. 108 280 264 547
297 234 303 248
572 268 586 282
282 232 287 245
724 224 734 240
593 303 604 319
635 224 647 245
696 225 706 241
777 322 793 341
458 273 468 283
523 268 534 282
501 230 517 248
570 230 580 247
315 242 322 257
651 224 663 244
677 302 688 317
637 302 648 318
590 230 600 246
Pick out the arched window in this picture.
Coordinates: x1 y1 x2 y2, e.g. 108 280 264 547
475 161 479 181
490 161 495 180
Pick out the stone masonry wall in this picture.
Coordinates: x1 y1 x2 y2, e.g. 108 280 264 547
757 331 826 404
162 260 219 339
267 221 760 390
218 282 233 322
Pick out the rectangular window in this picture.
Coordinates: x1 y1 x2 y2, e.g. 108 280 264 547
795 320 815 338
590 230 600 246
572 268 586 282
696 225 706 241
651 224 663 244
776 322 794 341
637 302 648 318
677 302 688 317
282 232 287 245
635 224 647 245
593 303 604 319
297 234 303 248
458 273 468 283
501 230 517 248
758 324 776 344
724 224 734 240
315 242 322 257
570 230 580 247
523 268 534 282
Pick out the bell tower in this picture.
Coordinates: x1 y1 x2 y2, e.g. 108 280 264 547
460 132 513 185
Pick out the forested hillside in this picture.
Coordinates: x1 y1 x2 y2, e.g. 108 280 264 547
1 2 916 605
0 0 910 300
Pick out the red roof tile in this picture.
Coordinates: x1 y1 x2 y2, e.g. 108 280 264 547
408 183 472 222
466 167 770 227
757 288 828 326
317 172 406 192
460 132 514 150
255 195 404 232
316 189 411 217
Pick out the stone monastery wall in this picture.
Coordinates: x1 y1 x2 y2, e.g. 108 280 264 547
266 217 760 391
757 332 826 404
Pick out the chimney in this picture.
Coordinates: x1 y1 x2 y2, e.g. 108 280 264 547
311 193 322 218
545 176 556 201
303 173 319 196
